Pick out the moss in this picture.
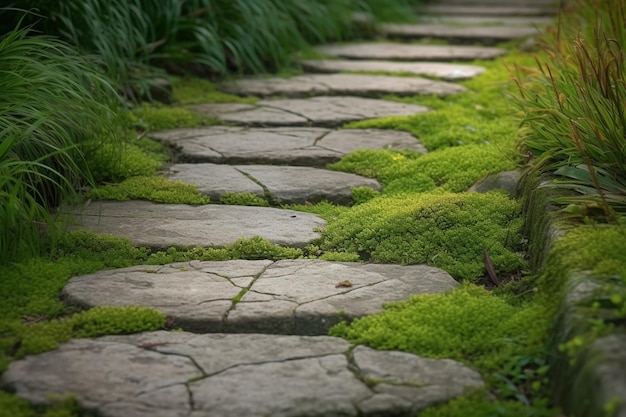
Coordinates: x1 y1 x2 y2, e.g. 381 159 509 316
0 391 95 417
88 141 165 183
129 103 221 131
171 77 258 105
327 149 421 180
351 186 380 205
286 201 350 223
219 192 269 207
330 283 549 378
320 192 526 281
87 176 210 205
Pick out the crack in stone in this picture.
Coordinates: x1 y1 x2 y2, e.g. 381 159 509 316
194 298 236 306
260 104 314 123
312 130 333 146
295 279 389 307
223 262 275 324
185 384 196 412
234 168 274 203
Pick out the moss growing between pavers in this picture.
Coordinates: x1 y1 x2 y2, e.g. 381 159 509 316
329 145 516 194
330 284 551 404
86 176 210 205
88 140 167 184
219 192 270 207
172 77 258 105
129 103 221 131
320 192 525 281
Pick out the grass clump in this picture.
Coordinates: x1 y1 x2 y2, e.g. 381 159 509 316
87 176 210 205
320 192 526 281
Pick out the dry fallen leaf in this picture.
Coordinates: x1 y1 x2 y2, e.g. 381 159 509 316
335 280 353 288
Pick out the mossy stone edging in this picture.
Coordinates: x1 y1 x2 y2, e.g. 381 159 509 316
520 172 626 417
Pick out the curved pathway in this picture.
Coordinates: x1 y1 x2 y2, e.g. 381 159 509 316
2 1 557 416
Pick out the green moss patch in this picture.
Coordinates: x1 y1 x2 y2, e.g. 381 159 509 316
172 77 258 105
219 192 269 206
320 192 525 281
129 103 221 131
87 176 210 205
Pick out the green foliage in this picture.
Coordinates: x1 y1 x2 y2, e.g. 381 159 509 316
220 192 269 207
0 23 121 263
87 142 164 183
331 284 549 393
351 186 380 205
172 77 258 105
328 149 421 179
320 192 526 281
87 176 210 205
70 306 165 338
129 104 219 132
286 201 350 222
513 0 626 221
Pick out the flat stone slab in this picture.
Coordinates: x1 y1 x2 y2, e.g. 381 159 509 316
2 331 483 417
317 43 507 62
381 24 539 45
420 4 556 16
61 260 459 334
417 15 553 26
219 73 466 98
150 127 427 166
169 164 381 205
300 59 485 81
189 96 430 127
66 200 325 249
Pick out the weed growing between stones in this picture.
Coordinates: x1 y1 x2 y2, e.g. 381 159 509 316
219 192 270 207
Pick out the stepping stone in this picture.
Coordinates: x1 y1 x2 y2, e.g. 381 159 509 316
300 59 485 81
317 43 507 62
61 259 459 334
189 96 430 127
417 15 553 26
381 23 539 45
219 73 466 98
66 201 325 249
420 4 556 16
2 331 484 417
150 127 427 166
169 164 381 205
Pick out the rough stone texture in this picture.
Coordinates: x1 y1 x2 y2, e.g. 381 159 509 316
2 331 483 417
316 43 507 62
150 127 426 166
381 23 539 45
62 260 459 334
299 59 485 81
66 200 325 249
219 73 466 98
420 4 556 16
168 163 381 204
189 96 430 127
468 170 522 197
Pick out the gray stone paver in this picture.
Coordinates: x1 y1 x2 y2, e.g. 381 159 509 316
416 15 553 26
299 59 486 81
168 163 381 204
381 23 539 44
2 331 483 417
151 127 426 165
61 259 459 334
316 43 507 62
190 96 430 127
66 200 325 249
420 4 556 16
219 73 466 98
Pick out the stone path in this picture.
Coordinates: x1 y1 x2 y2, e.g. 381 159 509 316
2 3 557 416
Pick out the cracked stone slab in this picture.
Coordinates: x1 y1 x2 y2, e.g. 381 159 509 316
150 127 426 166
420 4 556 16
416 15 553 26
62 259 458 334
2 331 484 417
316 43 507 62
168 164 381 205
189 96 430 127
219 73 466 98
65 200 325 250
299 59 486 81
381 23 539 45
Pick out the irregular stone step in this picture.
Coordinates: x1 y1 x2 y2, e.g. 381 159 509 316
66 201 325 249
219 73 466 98
150 127 426 166
3 331 484 417
416 15 553 26
381 23 539 45
316 43 507 62
169 164 381 205
61 259 458 334
189 96 429 127
299 59 485 81
420 4 556 16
